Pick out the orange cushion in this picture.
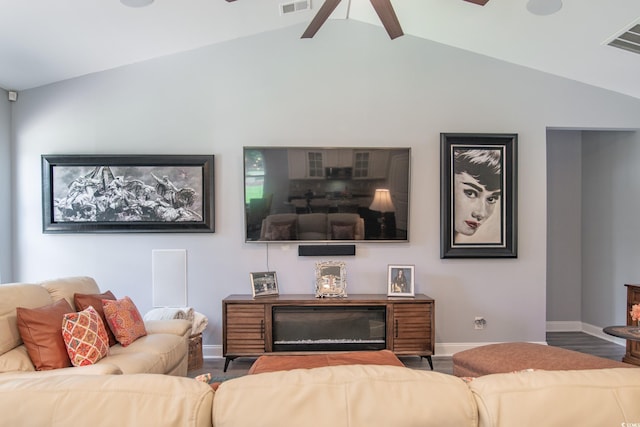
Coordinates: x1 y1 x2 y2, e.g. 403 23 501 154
452 342 634 377
102 296 147 347
74 290 117 346
62 306 110 366
248 350 405 375
16 298 73 370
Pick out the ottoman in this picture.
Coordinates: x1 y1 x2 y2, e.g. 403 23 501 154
452 342 634 377
248 350 405 375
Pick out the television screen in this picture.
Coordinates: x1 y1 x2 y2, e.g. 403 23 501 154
244 147 410 242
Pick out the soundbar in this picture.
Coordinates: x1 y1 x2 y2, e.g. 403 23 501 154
298 245 356 256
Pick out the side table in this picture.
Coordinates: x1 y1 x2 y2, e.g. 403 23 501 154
603 325 640 366
603 325 640 341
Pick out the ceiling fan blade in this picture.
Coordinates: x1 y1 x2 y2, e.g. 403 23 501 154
301 0 343 39
369 0 403 39
463 0 490 5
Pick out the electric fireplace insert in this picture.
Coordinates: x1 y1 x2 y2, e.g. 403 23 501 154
272 305 386 352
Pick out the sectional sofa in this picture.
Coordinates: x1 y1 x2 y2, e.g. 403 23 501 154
0 276 210 426
2 276 640 426
2 363 640 426
0 276 191 376
211 364 640 427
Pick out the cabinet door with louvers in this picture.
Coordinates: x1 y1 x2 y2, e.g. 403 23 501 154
223 303 266 356
390 302 434 356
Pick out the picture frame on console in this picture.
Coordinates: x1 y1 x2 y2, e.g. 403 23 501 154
42 154 215 233
440 133 517 259
387 264 415 297
250 271 279 298
315 261 347 298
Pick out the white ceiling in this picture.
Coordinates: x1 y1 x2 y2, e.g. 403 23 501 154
1 0 640 99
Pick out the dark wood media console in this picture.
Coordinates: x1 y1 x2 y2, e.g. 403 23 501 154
222 294 435 371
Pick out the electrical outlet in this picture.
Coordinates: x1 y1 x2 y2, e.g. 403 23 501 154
474 317 486 330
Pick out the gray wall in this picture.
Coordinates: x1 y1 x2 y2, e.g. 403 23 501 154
0 89 11 283
546 130 582 324
9 22 640 354
582 131 640 328
547 130 640 338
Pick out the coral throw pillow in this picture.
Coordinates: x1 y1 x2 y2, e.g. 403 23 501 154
102 297 147 347
62 306 110 367
16 298 73 370
74 290 117 346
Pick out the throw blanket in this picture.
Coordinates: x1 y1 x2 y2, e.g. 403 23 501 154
191 311 208 335
144 307 194 322
144 307 208 335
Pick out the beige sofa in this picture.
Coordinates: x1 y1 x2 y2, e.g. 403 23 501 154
0 360 640 426
0 373 214 427
2 277 639 426
260 212 365 241
0 276 191 376
212 364 640 427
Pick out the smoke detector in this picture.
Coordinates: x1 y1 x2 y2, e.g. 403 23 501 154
120 0 154 8
526 0 562 16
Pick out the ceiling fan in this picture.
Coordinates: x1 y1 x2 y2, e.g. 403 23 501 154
225 0 490 40
301 0 490 39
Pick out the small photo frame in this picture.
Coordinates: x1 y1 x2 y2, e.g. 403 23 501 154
315 261 347 298
250 271 279 298
387 265 415 297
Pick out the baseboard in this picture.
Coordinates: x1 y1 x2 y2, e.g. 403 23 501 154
545 321 582 332
207 324 622 359
204 342 549 359
204 345 223 358
207 320 622 359
582 322 626 346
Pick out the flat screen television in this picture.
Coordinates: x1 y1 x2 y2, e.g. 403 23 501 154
244 147 410 243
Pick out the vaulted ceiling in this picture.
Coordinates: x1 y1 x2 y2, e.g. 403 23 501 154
1 0 640 99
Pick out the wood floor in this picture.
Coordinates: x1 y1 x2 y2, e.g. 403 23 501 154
188 332 627 380
546 331 626 361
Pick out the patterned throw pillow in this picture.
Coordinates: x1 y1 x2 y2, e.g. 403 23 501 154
102 297 147 347
62 306 110 367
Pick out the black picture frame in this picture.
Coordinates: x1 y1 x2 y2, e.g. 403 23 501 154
42 154 215 233
440 133 517 258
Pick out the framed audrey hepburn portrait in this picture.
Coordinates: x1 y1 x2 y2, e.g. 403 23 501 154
440 133 517 259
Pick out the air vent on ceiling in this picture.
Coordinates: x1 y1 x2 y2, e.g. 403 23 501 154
608 24 640 55
280 0 311 15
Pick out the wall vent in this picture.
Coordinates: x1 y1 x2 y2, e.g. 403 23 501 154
280 0 310 15
608 23 640 55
